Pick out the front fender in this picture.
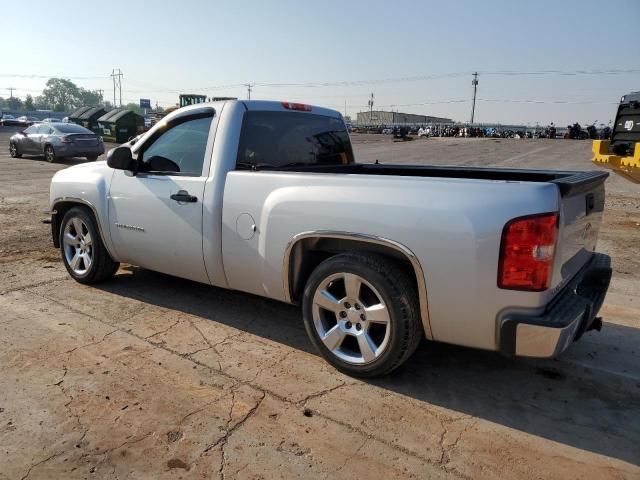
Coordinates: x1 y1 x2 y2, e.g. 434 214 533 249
49 162 118 260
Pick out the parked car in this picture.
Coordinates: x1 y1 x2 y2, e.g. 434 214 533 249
47 100 611 377
42 117 64 123
9 122 105 162
1 114 20 126
15 115 38 127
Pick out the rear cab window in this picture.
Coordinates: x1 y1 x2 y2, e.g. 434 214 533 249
236 111 354 170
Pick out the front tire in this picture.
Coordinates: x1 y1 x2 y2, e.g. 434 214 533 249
302 252 422 377
9 142 22 158
44 145 56 163
86 156 98 161
59 207 119 284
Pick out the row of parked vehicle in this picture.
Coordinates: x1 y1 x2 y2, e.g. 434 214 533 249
1 114 67 127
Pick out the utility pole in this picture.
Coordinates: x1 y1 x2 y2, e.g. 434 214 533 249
470 72 479 124
7 87 15 98
96 89 104 104
244 83 253 100
368 92 374 124
110 69 123 107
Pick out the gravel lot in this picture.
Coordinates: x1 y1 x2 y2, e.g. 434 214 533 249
1 127 639 479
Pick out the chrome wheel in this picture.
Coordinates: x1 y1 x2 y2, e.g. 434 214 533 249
312 272 391 365
9 142 17 157
63 217 93 275
45 145 55 162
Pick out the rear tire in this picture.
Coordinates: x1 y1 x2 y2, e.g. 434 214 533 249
44 144 56 163
302 252 422 377
86 156 98 161
59 207 119 284
9 142 22 158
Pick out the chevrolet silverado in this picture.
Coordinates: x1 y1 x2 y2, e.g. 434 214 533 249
48 100 612 376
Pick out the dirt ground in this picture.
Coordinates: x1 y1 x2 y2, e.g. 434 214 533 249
1 127 639 479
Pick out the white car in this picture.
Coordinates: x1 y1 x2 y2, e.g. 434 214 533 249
47 100 612 376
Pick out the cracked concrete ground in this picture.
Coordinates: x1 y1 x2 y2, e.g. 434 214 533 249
1 128 639 479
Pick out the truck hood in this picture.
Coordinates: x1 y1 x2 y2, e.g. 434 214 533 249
52 160 110 181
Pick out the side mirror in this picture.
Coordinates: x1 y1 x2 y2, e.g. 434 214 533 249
107 146 135 171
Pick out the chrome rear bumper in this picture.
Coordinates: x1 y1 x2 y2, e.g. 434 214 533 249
499 253 611 358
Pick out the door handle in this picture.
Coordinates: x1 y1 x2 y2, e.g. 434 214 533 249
170 190 197 203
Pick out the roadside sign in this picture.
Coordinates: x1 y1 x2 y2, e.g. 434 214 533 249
139 98 151 109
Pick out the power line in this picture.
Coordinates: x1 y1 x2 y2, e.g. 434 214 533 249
480 68 640 76
2 67 637 97
477 98 618 105
0 73 109 79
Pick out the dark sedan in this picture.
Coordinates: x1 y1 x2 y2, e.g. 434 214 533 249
1 114 21 126
9 123 105 162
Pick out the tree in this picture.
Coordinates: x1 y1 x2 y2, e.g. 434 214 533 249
103 100 114 110
6 97 23 111
78 89 103 108
38 77 104 111
125 103 143 115
34 96 51 110
24 94 34 111
41 78 80 111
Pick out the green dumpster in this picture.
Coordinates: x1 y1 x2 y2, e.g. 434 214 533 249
96 109 145 143
68 106 106 135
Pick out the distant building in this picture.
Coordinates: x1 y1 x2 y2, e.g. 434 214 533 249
356 110 453 125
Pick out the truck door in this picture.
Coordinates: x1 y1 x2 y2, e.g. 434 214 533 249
107 110 215 284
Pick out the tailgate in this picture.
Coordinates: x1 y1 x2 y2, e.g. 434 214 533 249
552 171 608 286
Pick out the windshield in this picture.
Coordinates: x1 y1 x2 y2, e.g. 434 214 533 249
236 111 354 170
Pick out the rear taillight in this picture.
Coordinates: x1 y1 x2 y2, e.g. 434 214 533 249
498 213 558 291
281 102 312 111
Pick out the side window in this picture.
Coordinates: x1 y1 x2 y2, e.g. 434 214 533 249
140 116 212 176
36 125 52 134
23 125 38 134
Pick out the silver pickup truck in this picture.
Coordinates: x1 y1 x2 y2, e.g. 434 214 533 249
48 100 612 377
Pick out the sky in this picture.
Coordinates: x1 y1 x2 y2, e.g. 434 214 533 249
2 0 639 125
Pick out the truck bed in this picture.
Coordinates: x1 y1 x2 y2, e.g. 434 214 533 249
269 163 609 197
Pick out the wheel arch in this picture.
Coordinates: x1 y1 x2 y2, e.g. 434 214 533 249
283 231 432 339
51 198 114 259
